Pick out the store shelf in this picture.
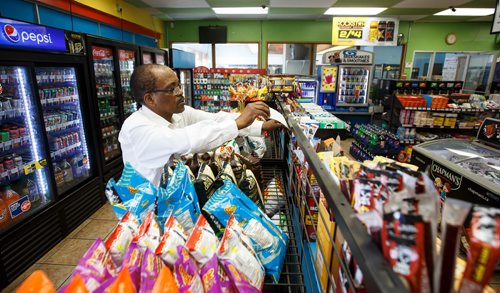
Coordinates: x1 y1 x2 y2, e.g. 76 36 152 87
401 124 480 130
335 104 368 107
50 142 82 158
328 111 373 116
0 137 31 156
402 106 500 113
102 130 119 139
40 95 78 106
0 110 25 122
46 119 81 133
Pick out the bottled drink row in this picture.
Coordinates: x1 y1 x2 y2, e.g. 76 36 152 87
351 124 400 151
0 153 25 177
0 124 28 151
53 154 89 188
0 97 24 119
0 180 43 230
36 69 75 84
48 131 81 153
44 110 80 132
103 137 119 160
38 86 77 104
94 61 114 76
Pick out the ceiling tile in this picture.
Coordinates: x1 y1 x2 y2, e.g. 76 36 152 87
394 0 473 8
379 8 442 15
206 0 270 7
458 0 497 7
417 15 478 21
269 8 328 14
270 0 336 8
333 0 401 7
142 0 209 8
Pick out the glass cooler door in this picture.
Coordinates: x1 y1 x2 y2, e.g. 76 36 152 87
92 46 121 162
0 65 53 233
419 139 500 186
337 65 370 105
35 67 92 194
118 49 136 119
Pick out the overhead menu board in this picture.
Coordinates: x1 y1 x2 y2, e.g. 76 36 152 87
332 17 399 46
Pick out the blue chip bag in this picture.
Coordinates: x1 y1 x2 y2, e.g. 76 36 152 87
105 179 128 220
114 163 153 203
124 184 157 223
203 179 289 283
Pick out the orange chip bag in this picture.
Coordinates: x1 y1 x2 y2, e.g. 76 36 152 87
16 270 55 293
61 274 88 293
151 265 179 293
105 267 136 293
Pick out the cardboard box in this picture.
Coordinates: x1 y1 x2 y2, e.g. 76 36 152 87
315 194 335 292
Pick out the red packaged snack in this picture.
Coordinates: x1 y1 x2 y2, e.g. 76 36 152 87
352 179 375 213
139 249 162 293
185 215 218 265
156 215 188 267
174 246 203 293
134 212 161 252
151 265 179 293
104 267 136 293
16 270 55 293
458 206 500 293
61 274 88 293
105 211 139 267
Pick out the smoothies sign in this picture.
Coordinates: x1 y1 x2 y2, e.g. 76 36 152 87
0 17 67 52
324 50 372 64
332 17 399 46
321 66 337 92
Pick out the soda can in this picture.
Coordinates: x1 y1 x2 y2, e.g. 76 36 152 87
4 156 14 170
14 155 22 169
18 127 26 138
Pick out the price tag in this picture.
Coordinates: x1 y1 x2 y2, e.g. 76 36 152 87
35 159 47 170
24 162 36 175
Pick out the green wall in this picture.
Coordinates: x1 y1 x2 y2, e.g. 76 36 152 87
165 20 499 71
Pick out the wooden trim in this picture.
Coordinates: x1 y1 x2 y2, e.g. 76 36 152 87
35 0 161 39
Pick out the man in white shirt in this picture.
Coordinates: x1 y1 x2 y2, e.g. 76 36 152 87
119 64 283 186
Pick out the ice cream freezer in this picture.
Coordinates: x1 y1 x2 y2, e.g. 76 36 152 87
410 118 500 207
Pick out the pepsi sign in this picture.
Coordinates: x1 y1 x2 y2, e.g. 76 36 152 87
0 17 66 52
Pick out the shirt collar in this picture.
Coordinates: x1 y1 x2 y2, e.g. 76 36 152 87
140 105 181 126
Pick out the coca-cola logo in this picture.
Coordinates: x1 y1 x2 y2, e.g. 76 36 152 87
93 47 110 58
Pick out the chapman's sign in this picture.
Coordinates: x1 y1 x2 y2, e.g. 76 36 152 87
430 162 463 190
323 49 373 64
0 17 66 52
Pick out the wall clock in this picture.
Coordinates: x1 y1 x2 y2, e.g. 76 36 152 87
445 33 457 45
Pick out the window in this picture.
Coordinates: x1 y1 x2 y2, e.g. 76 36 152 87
215 43 259 68
411 52 433 79
464 53 495 93
267 43 312 75
171 43 212 68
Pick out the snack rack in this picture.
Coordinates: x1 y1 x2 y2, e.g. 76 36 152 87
265 98 408 292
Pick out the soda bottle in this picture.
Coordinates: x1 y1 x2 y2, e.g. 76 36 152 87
81 155 89 177
70 155 82 179
0 195 12 231
22 178 41 205
60 159 74 183
2 186 22 222
53 162 65 187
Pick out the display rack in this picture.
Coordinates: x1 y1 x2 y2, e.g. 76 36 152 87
269 98 407 292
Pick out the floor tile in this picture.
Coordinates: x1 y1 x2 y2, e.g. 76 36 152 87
67 218 92 238
90 203 118 221
58 275 73 290
36 239 68 264
40 238 95 266
71 219 117 240
32 264 74 289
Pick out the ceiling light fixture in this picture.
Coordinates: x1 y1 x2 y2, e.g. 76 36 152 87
213 7 269 14
434 8 494 16
324 7 387 16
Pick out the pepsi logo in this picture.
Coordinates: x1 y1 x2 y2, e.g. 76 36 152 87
3 24 20 43
21 200 31 212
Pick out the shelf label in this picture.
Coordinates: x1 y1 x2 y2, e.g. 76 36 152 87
8 195 30 218
24 158 47 175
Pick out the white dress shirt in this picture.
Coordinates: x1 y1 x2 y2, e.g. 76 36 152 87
119 105 263 186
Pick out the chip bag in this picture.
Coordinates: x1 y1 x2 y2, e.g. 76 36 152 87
97 267 136 293
174 246 204 293
134 212 161 252
105 212 139 267
156 215 188 267
221 260 260 293
121 242 143 290
140 249 163 293
204 180 288 283
16 270 55 293
238 168 265 212
60 274 88 293
151 266 179 293
193 163 216 208
105 179 128 220
71 238 112 291
217 215 264 290
185 214 218 265
263 176 286 218
200 255 231 293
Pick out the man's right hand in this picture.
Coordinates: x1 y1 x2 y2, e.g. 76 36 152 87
235 102 270 130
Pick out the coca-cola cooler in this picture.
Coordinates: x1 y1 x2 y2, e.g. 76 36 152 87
410 118 500 207
139 45 168 65
0 18 104 289
85 36 139 182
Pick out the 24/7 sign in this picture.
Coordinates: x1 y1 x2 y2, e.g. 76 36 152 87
338 30 363 39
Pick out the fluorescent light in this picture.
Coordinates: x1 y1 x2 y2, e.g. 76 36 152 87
213 7 268 14
324 7 387 15
434 8 494 16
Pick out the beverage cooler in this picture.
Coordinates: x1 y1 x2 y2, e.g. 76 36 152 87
174 68 194 107
0 18 104 289
85 36 138 181
139 45 168 65
296 77 318 103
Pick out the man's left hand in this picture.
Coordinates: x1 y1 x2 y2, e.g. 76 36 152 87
262 119 284 132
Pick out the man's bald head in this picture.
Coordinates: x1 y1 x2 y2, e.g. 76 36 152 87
130 64 176 106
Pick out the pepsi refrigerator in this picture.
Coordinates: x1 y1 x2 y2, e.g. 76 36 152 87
139 45 168 65
0 18 104 289
85 36 139 182
317 49 373 112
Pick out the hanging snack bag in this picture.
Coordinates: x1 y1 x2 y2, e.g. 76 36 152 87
121 242 143 290
156 215 188 267
199 255 231 293
71 238 112 291
151 265 179 293
114 162 156 203
204 180 288 283
238 167 265 212
96 267 136 293
217 215 265 290
139 249 163 293
185 214 218 265
219 161 237 184
221 260 260 293
458 206 500 293
61 274 88 293
193 163 216 209
16 270 55 293
134 212 161 252
105 179 128 220
105 213 136 267
263 176 286 218
174 246 204 293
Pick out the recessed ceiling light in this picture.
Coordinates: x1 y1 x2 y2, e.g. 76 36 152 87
324 7 387 15
212 7 269 14
434 8 494 16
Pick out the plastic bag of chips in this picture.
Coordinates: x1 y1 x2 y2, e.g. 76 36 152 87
134 212 161 252
105 179 128 220
105 212 139 267
121 242 143 289
204 180 288 283
151 266 179 293
71 239 112 291
221 260 260 293
199 255 231 293
193 163 216 208
95 267 136 293
174 246 204 293
238 168 265 212
139 249 163 293
185 215 218 265
217 215 264 290
156 215 188 267
16 270 55 293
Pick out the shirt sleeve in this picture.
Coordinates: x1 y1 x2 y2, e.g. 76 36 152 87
184 106 263 137
121 119 239 169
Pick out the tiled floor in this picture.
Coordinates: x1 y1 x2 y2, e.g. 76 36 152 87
1 203 118 293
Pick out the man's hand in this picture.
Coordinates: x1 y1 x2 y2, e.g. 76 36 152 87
235 102 270 130
262 119 284 132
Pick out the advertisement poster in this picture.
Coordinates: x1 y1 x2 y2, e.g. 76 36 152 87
332 17 399 46
321 66 337 92
323 50 373 64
